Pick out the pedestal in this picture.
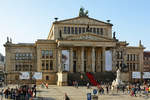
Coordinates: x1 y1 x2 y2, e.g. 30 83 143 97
57 72 68 86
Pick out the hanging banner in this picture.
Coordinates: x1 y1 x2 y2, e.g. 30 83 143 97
143 72 150 79
19 72 30 79
105 50 112 71
32 72 42 80
132 72 141 79
62 50 70 71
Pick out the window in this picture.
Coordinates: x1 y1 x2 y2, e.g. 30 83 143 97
84 50 87 59
73 50 76 59
30 65 32 71
82 27 85 33
49 50 53 58
71 27 74 34
42 50 45 58
50 60 53 70
90 28 92 32
75 27 78 34
42 60 45 70
68 27 70 34
19 65 21 71
46 76 49 80
127 54 129 61
16 53 19 60
100 28 103 35
97 28 100 34
93 28 96 33
45 50 49 58
15 65 18 71
46 60 49 70
64 27 66 34
79 27 81 34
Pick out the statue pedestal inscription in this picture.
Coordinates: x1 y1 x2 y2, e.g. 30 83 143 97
57 72 68 86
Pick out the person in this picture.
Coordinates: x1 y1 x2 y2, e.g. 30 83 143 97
64 93 70 100
87 83 90 89
106 85 109 94
46 83 48 89
0 89 4 100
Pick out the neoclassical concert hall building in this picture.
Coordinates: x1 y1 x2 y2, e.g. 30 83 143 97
4 15 144 85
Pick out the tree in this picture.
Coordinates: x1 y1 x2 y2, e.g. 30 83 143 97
79 7 88 17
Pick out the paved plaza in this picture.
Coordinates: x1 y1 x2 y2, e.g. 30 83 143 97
1 85 150 100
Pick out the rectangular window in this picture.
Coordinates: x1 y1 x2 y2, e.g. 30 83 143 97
30 65 32 71
71 27 74 34
100 28 103 35
97 28 100 34
42 50 45 58
49 50 53 58
93 28 96 33
64 27 66 34
68 27 70 34
82 27 85 33
90 28 92 32
19 65 21 71
75 27 78 34
84 50 87 59
79 27 81 34
42 60 45 70
127 54 129 61
46 60 49 70
50 60 53 70
73 50 76 59
15 65 18 71
45 50 49 58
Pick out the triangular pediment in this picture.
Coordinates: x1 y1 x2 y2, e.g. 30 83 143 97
65 33 114 41
55 16 112 26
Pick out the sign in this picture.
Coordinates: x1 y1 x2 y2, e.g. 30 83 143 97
132 72 141 79
143 72 150 79
93 89 97 95
105 50 112 71
62 50 69 71
19 72 30 79
87 93 91 100
32 72 42 80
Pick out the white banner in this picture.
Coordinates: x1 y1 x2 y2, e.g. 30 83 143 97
32 72 42 80
62 50 69 71
132 72 141 79
19 72 30 79
143 72 150 79
105 50 112 71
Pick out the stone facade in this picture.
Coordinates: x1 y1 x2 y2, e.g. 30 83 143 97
4 16 144 85
143 51 150 72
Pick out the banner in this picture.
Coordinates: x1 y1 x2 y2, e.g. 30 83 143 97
143 72 150 79
105 50 112 71
32 72 42 80
132 72 141 79
62 50 69 71
19 72 30 79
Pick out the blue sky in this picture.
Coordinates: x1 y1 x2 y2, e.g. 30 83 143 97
0 0 150 55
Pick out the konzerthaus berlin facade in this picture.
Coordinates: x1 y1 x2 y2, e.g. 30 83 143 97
4 15 144 85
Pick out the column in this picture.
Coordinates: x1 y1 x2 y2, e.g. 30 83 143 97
102 47 106 72
81 47 84 72
69 48 73 73
92 47 95 72
58 48 62 72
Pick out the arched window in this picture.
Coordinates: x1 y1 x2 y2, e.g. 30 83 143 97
46 76 49 80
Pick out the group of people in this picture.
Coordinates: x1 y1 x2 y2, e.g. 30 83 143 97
0 85 36 100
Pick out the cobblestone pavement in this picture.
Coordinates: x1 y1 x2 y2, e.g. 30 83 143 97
1 85 150 100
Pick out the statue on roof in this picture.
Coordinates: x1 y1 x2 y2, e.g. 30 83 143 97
79 7 88 17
